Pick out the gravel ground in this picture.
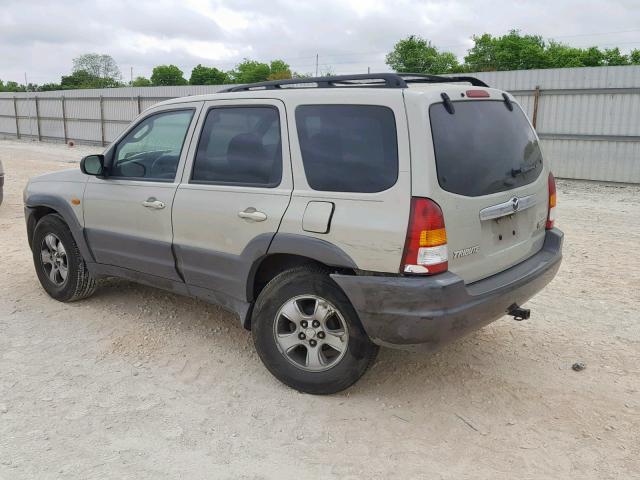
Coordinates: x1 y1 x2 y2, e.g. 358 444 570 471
1 139 639 479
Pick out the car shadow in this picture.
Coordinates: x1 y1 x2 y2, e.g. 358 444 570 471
87 277 521 397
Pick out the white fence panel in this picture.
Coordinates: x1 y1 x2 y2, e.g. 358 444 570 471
1 66 639 182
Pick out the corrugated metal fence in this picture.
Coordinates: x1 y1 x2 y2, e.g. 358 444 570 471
0 85 227 147
1 65 639 183
469 66 640 184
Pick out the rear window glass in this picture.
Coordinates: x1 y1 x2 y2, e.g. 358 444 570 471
296 105 398 193
429 100 543 197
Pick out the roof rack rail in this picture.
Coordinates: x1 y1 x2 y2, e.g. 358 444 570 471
219 73 489 92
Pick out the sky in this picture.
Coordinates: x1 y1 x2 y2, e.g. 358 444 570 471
1 0 639 84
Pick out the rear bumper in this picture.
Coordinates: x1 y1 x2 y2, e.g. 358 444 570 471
331 228 563 352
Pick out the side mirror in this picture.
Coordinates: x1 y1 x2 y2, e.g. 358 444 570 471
80 154 105 176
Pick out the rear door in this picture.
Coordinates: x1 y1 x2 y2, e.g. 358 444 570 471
410 91 549 284
172 99 292 302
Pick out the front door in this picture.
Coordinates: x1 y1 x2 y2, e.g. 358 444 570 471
83 104 201 280
172 99 292 302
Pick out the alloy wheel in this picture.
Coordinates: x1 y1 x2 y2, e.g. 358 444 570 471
273 295 349 372
40 233 68 286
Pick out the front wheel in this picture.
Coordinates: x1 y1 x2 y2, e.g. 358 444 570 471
252 266 378 394
32 214 97 302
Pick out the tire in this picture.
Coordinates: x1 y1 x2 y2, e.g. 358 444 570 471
252 266 379 394
32 214 97 302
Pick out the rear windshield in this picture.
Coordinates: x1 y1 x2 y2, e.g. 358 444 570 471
429 100 543 197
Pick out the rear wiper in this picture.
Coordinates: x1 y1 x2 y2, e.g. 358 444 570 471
511 164 537 177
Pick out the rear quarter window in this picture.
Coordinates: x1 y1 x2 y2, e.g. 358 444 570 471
429 100 543 197
295 105 398 193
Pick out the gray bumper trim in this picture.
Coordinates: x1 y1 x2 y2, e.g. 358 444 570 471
331 229 563 352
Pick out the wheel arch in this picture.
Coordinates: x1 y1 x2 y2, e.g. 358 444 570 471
25 193 94 263
244 234 358 329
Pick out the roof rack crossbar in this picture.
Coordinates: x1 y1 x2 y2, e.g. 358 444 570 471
218 73 489 92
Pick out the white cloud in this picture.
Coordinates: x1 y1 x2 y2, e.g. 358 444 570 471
1 0 639 84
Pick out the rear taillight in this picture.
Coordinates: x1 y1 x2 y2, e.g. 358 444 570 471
401 198 448 275
546 172 557 229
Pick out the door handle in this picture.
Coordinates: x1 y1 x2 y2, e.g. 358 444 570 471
142 197 166 209
238 207 267 222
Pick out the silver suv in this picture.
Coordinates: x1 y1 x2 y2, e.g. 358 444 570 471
24 74 563 394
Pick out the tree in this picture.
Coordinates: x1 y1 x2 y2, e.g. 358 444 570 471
38 83 63 91
72 53 122 83
631 49 640 65
462 34 495 71
385 35 460 74
544 41 584 68
189 64 227 85
131 76 152 87
0 80 27 92
464 30 547 71
579 47 605 67
229 59 272 83
150 65 188 86
603 48 629 66
267 59 292 80
61 68 120 89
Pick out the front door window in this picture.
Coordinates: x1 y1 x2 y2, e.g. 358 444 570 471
111 109 194 181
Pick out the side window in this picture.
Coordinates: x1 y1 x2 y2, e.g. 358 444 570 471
191 106 282 187
111 109 194 181
295 105 399 193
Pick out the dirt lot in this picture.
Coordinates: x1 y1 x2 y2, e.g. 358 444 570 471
0 139 639 479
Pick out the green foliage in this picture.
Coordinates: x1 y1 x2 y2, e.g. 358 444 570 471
61 69 120 89
385 35 460 74
38 83 63 91
131 76 152 87
229 59 272 83
8 36 639 94
0 80 26 92
150 65 188 86
545 41 585 68
226 58 292 83
460 31 634 71
267 59 292 80
602 48 630 66
189 64 227 85
464 31 547 71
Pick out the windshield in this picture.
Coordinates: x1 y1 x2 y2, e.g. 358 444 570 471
429 100 543 197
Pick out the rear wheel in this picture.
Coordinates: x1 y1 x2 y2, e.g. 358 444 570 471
32 214 97 302
252 266 378 394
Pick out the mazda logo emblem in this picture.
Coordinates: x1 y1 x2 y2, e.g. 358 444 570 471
511 197 519 212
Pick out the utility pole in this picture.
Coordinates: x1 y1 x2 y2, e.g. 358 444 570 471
25 72 33 138
130 66 135 116
315 54 319 77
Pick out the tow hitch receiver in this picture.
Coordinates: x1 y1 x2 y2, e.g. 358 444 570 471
508 303 531 321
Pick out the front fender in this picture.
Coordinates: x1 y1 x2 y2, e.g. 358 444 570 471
24 192 94 263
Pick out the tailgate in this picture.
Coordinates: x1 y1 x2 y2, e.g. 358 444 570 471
426 96 548 284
